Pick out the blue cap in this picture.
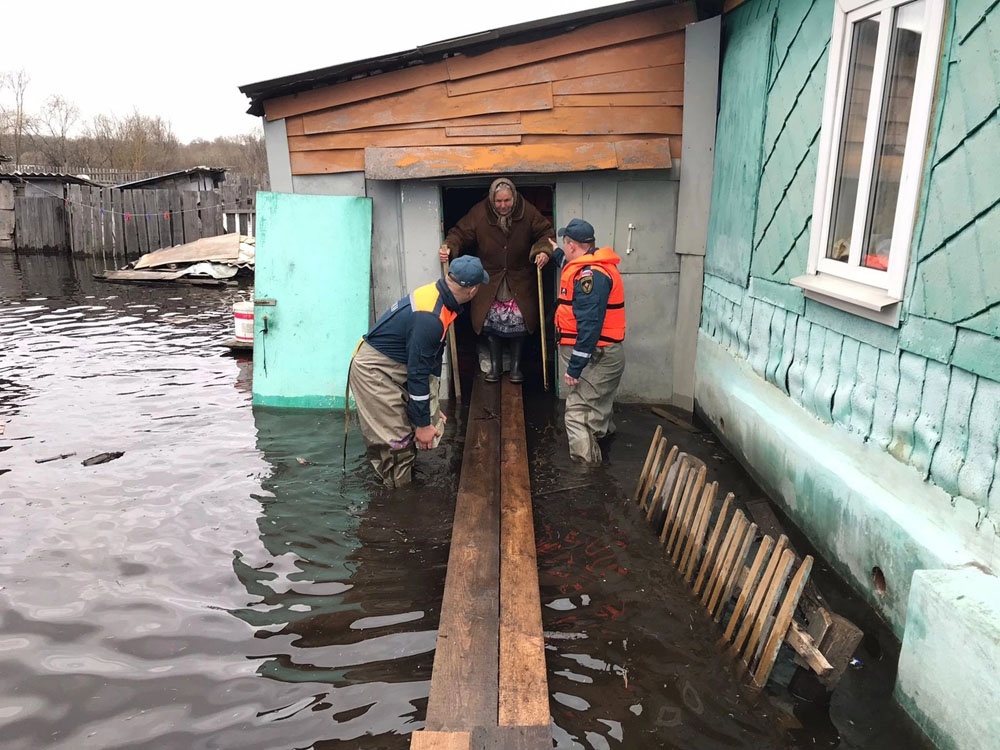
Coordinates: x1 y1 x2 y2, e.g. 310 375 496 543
448 255 490 287
557 218 596 243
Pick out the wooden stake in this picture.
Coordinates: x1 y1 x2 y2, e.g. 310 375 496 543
753 555 814 687
442 260 462 404
693 493 732 596
729 535 787 658
723 534 773 642
646 445 678 523
742 548 795 668
680 483 718 580
658 459 690 543
633 425 662 505
639 437 667 511
537 264 548 391
705 512 746 612
669 464 706 559
714 522 757 622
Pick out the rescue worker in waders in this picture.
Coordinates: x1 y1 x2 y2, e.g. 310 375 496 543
348 255 489 487
539 218 626 465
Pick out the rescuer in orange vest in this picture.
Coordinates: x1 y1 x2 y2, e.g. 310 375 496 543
348 255 489 487
541 218 626 464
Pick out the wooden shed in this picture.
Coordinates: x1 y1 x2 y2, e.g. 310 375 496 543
113 166 227 192
241 0 720 407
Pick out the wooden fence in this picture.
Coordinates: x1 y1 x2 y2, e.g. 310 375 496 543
13 179 256 260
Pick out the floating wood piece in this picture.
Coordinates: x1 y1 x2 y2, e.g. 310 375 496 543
35 451 76 464
693 493 732 596
729 535 788 657
724 535 774 642
646 445 678 522
753 555 814 687
668 464 706 558
650 405 696 432
410 731 471 750
786 620 834 677
714 522 757 622
680 483 718 580
633 425 662 505
816 614 864 689
742 548 796 668
705 512 747 613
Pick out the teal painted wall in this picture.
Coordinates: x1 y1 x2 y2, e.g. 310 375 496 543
253 192 373 408
702 0 1000 542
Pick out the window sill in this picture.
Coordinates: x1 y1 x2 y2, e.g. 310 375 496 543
790 273 902 327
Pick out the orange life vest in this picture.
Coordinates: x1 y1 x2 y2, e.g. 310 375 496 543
410 282 458 340
555 247 626 347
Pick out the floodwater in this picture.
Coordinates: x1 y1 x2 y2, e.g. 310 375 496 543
0 252 932 749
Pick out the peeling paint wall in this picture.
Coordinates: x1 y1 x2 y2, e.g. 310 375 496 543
701 0 1000 553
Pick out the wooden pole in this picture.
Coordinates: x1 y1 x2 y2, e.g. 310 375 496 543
537 264 549 391
443 260 463 404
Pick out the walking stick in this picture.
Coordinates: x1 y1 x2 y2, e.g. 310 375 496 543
537 264 549 391
442 259 463 404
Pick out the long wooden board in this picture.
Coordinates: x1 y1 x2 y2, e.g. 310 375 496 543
552 64 685 95
445 34 686 97
423 379 501 731
499 380 550 729
521 106 682 135
289 129 522 151
303 82 553 134
444 3 695 81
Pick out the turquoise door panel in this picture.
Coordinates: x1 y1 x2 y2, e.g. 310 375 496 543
252 191 373 408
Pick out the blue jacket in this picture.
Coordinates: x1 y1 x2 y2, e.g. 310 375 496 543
364 279 461 427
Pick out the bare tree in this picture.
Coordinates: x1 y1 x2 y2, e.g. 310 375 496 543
31 95 81 168
1 69 33 164
84 110 179 171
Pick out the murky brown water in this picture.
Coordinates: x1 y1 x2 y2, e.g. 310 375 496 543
0 253 931 749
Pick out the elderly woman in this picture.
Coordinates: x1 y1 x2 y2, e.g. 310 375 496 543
437 178 555 384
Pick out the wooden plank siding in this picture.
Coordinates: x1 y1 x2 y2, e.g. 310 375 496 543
277 2 694 177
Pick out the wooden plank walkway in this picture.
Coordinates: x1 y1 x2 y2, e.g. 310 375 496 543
412 379 551 749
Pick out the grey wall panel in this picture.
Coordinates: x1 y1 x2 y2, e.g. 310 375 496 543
554 180 582 236
399 181 442 291
619 272 679 402
581 179 618 247
263 118 292 194
292 172 367 197
675 16 721 258
673 254 705 412
614 180 680 274
366 179 406 324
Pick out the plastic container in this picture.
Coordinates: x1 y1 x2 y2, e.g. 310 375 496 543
233 301 254 343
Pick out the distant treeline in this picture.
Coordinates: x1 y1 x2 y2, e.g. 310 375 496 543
0 69 267 188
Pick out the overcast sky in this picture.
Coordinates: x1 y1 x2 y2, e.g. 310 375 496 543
4 0 630 143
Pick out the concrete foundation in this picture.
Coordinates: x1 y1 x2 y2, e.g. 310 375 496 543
895 568 1000 750
695 334 1000 749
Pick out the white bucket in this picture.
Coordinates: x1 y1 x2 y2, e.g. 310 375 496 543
233 301 254 343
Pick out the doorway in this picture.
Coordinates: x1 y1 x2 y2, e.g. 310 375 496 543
440 182 557 396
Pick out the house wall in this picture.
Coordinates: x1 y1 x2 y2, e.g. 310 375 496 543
699 0 1000 744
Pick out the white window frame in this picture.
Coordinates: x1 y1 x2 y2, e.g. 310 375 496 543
793 0 946 322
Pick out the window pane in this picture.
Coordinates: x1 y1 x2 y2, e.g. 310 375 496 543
862 1 924 271
827 17 880 263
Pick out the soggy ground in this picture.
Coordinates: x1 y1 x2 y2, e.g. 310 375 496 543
0 252 932 749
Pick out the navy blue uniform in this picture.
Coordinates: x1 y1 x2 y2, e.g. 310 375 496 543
364 278 461 427
553 248 613 378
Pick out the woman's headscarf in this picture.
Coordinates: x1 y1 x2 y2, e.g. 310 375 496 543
488 177 519 235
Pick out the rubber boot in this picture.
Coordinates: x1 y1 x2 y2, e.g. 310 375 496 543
508 336 525 384
485 335 503 383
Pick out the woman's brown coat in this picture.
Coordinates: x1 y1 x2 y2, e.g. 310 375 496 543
443 196 554 334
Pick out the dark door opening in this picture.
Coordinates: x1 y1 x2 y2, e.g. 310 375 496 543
441 183 557 395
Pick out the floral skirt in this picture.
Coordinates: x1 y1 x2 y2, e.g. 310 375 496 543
483 299 526 338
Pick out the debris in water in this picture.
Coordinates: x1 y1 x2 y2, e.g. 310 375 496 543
35 452 77 464
82 452 125 466
849 657 863 669
296 457 309 465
